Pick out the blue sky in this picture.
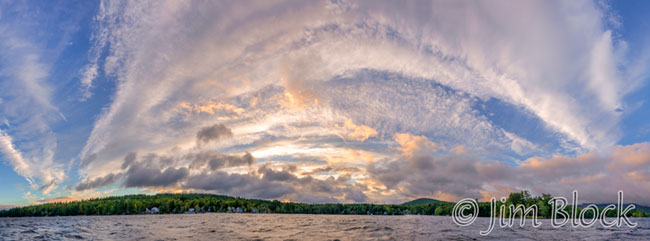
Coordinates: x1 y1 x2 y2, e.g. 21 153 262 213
1 0 650 207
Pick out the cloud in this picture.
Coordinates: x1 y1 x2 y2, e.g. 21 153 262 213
393 132 440 156
345 189 368 203
0 130 64 194
337 119 378 142
80 154 370 203
608 142 650 168
0 130 36 186
78 63 98 100
362 141 650 205
367 153 484 200
258 164 297 182
0 204 20 210
188 151 255 170
37 196 78 204
185 171 294 200
79 153 97 168
178 101 245 116
121 152 137 169
75 173 123 191
67 140 650 205
123 163 189 188
196 124 233 145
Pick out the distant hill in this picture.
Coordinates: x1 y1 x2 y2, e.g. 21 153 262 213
402 198 447 205
578 203 650 213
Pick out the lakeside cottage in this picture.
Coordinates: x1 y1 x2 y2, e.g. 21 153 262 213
145 207 160 214
227 206 245 213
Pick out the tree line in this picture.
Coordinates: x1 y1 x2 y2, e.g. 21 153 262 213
0 192 647 218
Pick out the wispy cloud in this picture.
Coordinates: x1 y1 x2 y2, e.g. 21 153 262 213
0 2 71 195
0 130 36 187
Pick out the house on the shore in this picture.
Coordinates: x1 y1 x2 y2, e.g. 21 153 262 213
146 207 160 214
226 206 244 213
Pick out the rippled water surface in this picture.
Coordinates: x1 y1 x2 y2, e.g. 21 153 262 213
1 214 650 240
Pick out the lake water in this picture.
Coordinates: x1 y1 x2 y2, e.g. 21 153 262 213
1 214 649 240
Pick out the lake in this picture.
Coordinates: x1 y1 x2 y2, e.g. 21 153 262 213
1 214 649 240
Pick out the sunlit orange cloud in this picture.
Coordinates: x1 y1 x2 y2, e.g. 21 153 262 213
177 100 245 116
324 149 379 165
626 171 650 182
519 143 650 177
276 58 323 110
300 166 362 176
280 91 319 110
559 173 606 185
393 132 440 156
144 186 193 194
450 145 466 155
252 143 336 159
519 152 599 170
609 142 650 168
249 96 259 107
356 177 389 193
37 196 79 204
431 191 462 203
334 119 378 142
478 185 518 202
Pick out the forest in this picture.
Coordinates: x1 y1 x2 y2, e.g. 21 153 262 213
1 191 648 218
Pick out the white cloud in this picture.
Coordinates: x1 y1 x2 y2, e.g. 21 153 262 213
79 63 98 100
0 130 36 187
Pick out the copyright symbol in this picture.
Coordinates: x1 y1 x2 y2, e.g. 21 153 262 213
452 198 478 226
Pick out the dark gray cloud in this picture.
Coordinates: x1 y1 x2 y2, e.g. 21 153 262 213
38 180 57 192
121 152 137 169
259 165 296 182
188 151 255 170
196 124 232 145
124 163 189 188
75 173 123 191
366 158 409 189
345 189 368 203
77 150 258 193
300 166 360 176
288 193 340 204
184 171 294 199
286 174 367 203
367 154 486 200
181 165 367 203
79 153 97 168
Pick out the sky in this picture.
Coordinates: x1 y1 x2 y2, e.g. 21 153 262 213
1 0 650 208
